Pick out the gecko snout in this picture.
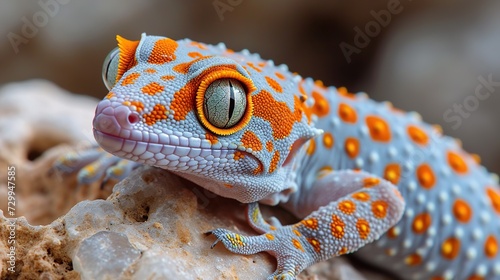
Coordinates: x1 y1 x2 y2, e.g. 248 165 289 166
93 100 139 137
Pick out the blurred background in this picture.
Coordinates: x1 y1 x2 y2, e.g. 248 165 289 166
1 0 499 173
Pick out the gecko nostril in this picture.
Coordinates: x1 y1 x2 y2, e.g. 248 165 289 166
128 112 140 124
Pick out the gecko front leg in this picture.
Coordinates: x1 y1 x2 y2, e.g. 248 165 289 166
208 170 405 279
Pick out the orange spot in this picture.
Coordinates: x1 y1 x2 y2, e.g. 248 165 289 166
233 151 245 161
253 162 264 175
337 87 356 99
407 125 429 145
372 200 388 219
301 218 318 230
143 104 167 125
447 151 469 174
161 75 175 81
141 82 164 95
292 239 305 252
105 92 115 99
265 233 274 240
246 62 262 72
306 139 316 155
485 235 498 258
241 131 262 152
257 62 266 67
338 103 357 123
130 100 144 112
453 199 472 223
471 153 481 164
293 229 301 237
269 151 280 173
338 247 348 255
190 41 207 50
412 213 432 234
486 187 500 214
441 237 461 260
363 177 380 188
188 51 203 59
317 166 333 179
306 238 321 253
265 76 283 93
223 184 233 189
352 192 370 202
172 58 206 74
330 215 345 239
405 254 422 266
433 124 443 135
417 164 436 189
338 200 356 215
344 137 360 158
121 72 140 86
275 72 285 80
356 218 370 240
311 91 330 117
265 141 274 152
431 277 445 280
387 227 399 239
148 38 178 64
253 90 303 139
384 163 401 185
144 68 156 74
467 275 484 280
323 132 334 149
205 133 218 144
366 115 391 142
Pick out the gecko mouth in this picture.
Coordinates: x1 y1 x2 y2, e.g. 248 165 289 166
93 128 259 170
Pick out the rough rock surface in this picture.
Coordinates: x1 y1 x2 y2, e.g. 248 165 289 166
0 166 385 280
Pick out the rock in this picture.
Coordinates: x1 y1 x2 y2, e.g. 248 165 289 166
0 164 387 279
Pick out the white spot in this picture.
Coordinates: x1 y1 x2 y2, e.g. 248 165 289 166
388 147 398 158
476 264 487 276
360 125 369 136
425 238 433 248
467 247 477 260
425 261 436 272
416 193 425 205
443 269 454 280
440 166 451 177
405 208 414 218
438 191 448 202
454 227 464 238
368 151 379 163
442 214 452 225
428 227 436 237
480 211 491 224
278 64 289 72
386 248 397 256
355 158 364 168
468 181 479 191
451 184 461 195
426 202 435 212
407 181 417 192
403 239 412 248
494 263 500 275
472 228 483 241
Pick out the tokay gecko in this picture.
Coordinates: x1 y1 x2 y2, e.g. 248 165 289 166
56 34 500 279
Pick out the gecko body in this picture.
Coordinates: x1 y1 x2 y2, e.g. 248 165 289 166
63 34 500 279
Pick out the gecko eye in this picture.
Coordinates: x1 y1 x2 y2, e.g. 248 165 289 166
203 79 247 129
102 47 120 90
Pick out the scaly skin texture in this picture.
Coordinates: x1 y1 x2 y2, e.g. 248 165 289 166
60 34 500 279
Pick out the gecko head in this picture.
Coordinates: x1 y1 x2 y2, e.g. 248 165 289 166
93 33 321 203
